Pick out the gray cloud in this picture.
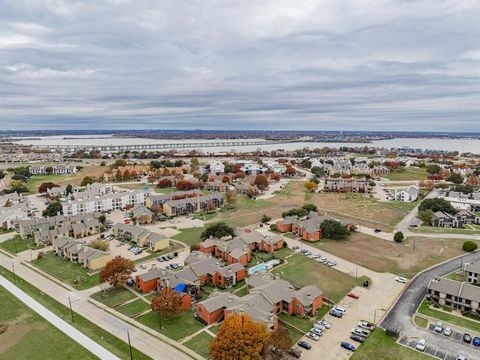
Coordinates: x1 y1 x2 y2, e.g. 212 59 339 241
0 0 479 131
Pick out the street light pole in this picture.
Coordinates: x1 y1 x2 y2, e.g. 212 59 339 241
127 329 133 360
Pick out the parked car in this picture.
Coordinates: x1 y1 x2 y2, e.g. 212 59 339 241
319 320 331 329
348 292 360 299
306 332 320 341
415 339 427 352
327 260 337 267
350 334 365 343
297 341 311 350
340 342 356 352
333 306 347 314
132 268 137 272
167 254 174 260
463 333 472 343
472 337 480 346
312 254 321 259
313 323 325 331
434 321 444 333
287 348 302 358
139 264 147 269
395 276 408 283
310 328 322 336
456 355 467 360
374 228 382 233
157 257 165 262
358 321 374 331
330 309 343 318
443 328 452 336
292 246 299 251
126 278 135 286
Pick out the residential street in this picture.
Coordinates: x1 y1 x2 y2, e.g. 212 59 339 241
0 251 198 360
0 274 121 360
381 251 480 360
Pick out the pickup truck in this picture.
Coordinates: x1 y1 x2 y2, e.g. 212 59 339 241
351 328 369 338
358 321 375 331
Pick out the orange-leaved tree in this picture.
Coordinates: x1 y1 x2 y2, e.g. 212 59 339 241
265 326 292 359
99 257 134 288
151 287 184 329
210 313 270 360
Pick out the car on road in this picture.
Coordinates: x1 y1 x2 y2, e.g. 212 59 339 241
443 327 452 336
463 333 472 343
472 336 480 346
340 342 356 352
297 341 311 350
350 334 365 343
358 321 375 331
287 348 301 358
306 332 320 341
434 321 444 333
329 309 343 318
395 276 408 283
415 339 427 352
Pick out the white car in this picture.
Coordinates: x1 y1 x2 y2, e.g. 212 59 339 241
415 339 427 352
434 321 444 333
139 264 147 269
319 320 331 329
306 332 320 341
395 276 408 283
443 327 452 336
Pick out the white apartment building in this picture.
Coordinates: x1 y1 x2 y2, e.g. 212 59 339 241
62 189 150 216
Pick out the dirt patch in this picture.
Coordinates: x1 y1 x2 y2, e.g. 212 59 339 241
0 323 7 334
316 232 465 277
0 322 45 353
56 166 106 186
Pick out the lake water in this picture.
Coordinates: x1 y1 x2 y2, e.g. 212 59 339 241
9 135 480 154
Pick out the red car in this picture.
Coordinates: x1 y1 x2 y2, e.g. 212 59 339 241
347 292 360 299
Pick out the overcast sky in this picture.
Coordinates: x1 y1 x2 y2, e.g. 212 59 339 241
0 0 479 131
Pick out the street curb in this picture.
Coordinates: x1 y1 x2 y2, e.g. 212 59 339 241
0 248 14 258
88 297 204 360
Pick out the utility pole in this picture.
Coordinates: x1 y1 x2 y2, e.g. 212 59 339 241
127 329 133 360
12 262 16 284
68 296 75 323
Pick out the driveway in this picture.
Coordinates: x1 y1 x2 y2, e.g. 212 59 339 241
381 251 480 360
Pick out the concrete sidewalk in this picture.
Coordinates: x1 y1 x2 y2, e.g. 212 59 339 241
0 274 121 360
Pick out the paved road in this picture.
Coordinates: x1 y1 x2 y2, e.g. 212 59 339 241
0 274 121 360
381 251 480 360
396 188 439 233
0 252 196 360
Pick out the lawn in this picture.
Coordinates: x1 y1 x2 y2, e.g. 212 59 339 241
137 309 205 341
382 167 428 181
209 324 220 334
90 287 138 308
0 265 150 360
171 228 203 247
0 235 38 254
273 254 354 303
211 181 306 228
309 192 407 230
116 299 150 317
414 315 428 328
183 331 214 358
31 251 99 290
277 304 329 333
351 329 431 360
418 299 480 333
411 225 480 235
0 285 98 360
315 232 464 278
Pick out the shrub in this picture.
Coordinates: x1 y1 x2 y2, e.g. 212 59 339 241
261 214 271 223
269 224 277 231
463 241 478 252
394 232 404 243
201 222 235 240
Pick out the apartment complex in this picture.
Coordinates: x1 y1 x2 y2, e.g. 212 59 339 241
323 177 372 193
52 237 111 270
427 277 480 313
431 210 480 228
195 272 323 330
112 223 169 252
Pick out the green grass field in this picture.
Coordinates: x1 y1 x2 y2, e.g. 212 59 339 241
0 285 98 360
418 300 480 332
116 299 150 317
171 228 203 247
90 287 138 308
0 265 150 360
31 252 99 290
414 315 429 328
137 309 205 341
273 254 354 303
0 235 38 254
277 304 329 333
26 174 66 194
183 331 214 358
383 167 428 181
351 329 431 360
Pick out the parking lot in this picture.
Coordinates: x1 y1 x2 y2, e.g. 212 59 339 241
109 239 152 261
